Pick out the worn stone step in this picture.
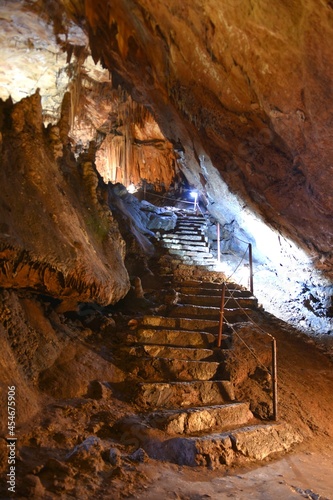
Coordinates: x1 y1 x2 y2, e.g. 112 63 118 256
176 220 206 225
176 263 218 272
174 279 224 287
177 216 206 222
173 232 205 238
169 304 255 321
122 344 214 361
133 356 221 381
179 294 258 308
169 249 214 258
162 243 210 253
176 221 204 227
162 239 208 247
143 422 302 467
162 234 207 242
148 402 254 434
128 327 215 347
175 257 217 266
136 380 235 409
176 226 206 233
178 287 253 298
141 315 219 332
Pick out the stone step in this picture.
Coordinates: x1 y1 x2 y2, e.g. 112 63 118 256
132 356 221 381
122 344 214 361
169 304 255 321
173 231 205 237
174 279 224 288
176 225 206 232
141 315 219 332
176 220 205 226
177 286 253 298
136 380 235 409
172 255 216 270
162 239 208 247
147 402 254 435
175 263 218 272
169 249 214 258
172 233 206 239
128 327 215 347
162 243 211 253
177 216 206 222
174 227 205 233
162 234 207 242
179 293 258 309
143 422 302 467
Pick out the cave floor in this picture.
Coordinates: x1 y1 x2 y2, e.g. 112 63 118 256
124 443 333 500
124 446 333 500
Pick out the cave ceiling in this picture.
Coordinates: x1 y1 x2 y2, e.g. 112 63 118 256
1 0 333 273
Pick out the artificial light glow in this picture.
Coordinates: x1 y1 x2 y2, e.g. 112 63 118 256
190 191 198 199
127 183 137 194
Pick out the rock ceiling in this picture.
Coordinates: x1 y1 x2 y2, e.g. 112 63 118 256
1 0 333 277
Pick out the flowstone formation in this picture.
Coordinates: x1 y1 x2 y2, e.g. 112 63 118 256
0 92 129 307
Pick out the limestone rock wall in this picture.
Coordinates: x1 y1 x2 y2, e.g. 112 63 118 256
0 92 130 308
75 0 333 275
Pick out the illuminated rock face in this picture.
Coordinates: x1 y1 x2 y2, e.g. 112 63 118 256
77 0 333 273
1 0 333 307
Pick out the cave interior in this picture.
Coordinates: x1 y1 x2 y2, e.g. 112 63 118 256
1 0 333 498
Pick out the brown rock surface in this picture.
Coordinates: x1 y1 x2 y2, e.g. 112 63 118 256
0 93 129 306
59 0 333 272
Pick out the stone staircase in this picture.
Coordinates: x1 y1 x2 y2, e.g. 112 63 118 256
112 211 301 467
160 213 216 268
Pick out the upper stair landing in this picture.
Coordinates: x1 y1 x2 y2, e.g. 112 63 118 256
160 213 216 269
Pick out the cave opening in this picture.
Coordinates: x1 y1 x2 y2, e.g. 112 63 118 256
1 1 333 498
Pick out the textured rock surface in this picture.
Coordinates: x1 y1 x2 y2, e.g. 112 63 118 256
148 402 253 435
2 1 333 269
143 422 302 467
0 93 130 307
73 0 333 271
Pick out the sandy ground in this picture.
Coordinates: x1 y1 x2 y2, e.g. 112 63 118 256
124 444 333 499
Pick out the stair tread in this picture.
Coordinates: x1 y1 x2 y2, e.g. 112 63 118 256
132 356 221 382
135 379 236 409
122 345 214 361
147 402 254 434
128 327 216 347
141 315 220 330
142 421 302 466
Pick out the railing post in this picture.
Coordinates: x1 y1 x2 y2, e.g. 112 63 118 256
217 223 221 264
272 338 278 421
248 243 254 294
217 282 226 347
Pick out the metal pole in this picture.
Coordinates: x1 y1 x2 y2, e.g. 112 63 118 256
272 338 278 421
248 243 254 294
217 223 221 264
217 282 226 347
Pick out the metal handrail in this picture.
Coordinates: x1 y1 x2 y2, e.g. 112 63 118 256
217 281 278 421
